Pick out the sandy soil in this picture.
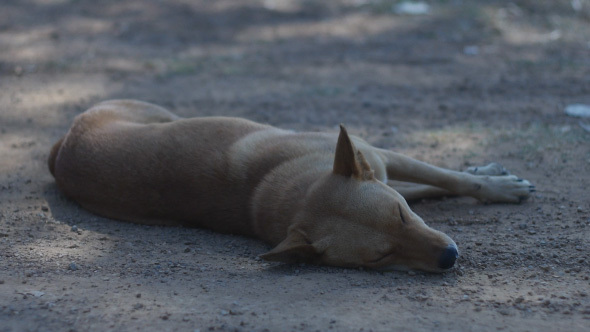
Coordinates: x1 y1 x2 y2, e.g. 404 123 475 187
1 1 589 331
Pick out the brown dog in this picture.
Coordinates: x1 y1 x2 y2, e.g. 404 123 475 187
48 100 534 272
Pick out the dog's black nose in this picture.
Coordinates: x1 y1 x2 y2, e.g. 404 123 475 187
438 245 459 269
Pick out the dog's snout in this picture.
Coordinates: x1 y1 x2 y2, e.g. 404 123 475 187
438 245 459 270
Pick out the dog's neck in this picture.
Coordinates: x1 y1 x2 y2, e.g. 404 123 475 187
250 153 332 245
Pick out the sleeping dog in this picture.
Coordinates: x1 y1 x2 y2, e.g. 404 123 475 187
48 100 534 272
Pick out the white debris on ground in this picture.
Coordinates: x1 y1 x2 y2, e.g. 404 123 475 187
565 104 590 118
393 1 430 15
565 104 590 132
571 0 583 12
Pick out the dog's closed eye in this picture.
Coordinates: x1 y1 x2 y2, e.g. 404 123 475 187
398 204 407 224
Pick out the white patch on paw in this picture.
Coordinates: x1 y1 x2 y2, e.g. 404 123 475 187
465 162 509 176
475 175 535 203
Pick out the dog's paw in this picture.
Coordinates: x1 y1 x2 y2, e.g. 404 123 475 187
474 175 535 204
465 163 509 176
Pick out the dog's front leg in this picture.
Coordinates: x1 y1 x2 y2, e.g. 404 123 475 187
376 149 534 203
389 182 452 201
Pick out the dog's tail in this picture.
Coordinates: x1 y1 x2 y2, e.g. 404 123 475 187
48 136 65 177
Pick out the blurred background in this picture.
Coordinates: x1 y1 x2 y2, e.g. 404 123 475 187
1 1 589 331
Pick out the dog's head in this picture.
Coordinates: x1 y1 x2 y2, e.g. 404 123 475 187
260 126 458 273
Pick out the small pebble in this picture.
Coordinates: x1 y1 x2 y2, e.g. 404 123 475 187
68 262 78 271
71 225 78 232
463 46 479 56
30 291 44 297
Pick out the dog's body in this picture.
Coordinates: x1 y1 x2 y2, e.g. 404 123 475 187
49 100 534 272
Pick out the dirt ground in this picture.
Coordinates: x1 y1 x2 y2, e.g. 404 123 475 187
1 0 589 331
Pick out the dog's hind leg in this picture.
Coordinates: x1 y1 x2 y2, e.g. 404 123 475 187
48 99 181 184
376 149 534 203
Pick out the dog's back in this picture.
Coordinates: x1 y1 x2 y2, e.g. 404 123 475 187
50 101 287 233
50 100 355 237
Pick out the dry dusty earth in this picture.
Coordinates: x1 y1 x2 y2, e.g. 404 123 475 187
1 0 590 331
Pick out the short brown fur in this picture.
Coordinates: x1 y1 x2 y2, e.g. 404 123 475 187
49 100 534 272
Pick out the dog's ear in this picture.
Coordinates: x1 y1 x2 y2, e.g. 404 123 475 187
259 229 320 263
333 125 374 180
